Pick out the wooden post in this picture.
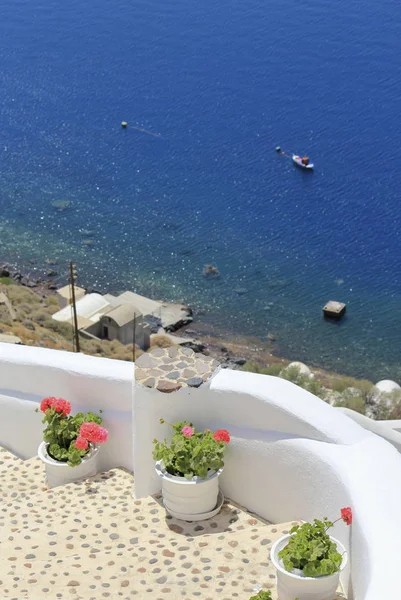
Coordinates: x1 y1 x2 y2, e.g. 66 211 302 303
69 261 80 353
132 313 136 363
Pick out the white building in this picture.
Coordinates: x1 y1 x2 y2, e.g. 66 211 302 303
52 291 150 349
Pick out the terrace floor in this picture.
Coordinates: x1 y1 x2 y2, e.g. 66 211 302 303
0 447 346 599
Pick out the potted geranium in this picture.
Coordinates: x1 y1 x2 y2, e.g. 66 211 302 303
249 592 272 600
37 396 108 488
271 507 352 600
153 419 230 520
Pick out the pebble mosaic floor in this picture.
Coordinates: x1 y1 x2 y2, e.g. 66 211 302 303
135 346 219 392
0 447 346 599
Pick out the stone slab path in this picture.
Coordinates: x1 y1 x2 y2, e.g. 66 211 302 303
0 448 346 600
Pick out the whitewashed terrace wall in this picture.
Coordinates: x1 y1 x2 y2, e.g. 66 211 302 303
1 343 401 599
134 369 401 600
0 343 133 471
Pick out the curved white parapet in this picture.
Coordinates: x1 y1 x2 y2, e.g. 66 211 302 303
1 344 401 598
0 343 134 470
336 406 401 453
133 368 401 600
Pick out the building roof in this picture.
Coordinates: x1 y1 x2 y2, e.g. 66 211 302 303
56 284 86 299
52 293 111 323
102 304 141 327
116 291 161 317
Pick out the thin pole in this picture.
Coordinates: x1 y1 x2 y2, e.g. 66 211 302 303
132 313 136 362
69 261 80 353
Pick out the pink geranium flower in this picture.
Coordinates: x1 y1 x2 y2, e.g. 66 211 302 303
181 426 194 438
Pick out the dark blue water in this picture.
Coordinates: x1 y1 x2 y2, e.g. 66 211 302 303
1 0 401 380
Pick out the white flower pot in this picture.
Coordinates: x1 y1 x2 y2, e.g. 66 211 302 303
155 460 222 519
38 441 99 488
271 534 347 600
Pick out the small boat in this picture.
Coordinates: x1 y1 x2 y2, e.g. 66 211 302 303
292 154 314 170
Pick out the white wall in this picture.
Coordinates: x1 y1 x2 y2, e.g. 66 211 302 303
0 343 133 471
134 369 401 600
2 343 401 599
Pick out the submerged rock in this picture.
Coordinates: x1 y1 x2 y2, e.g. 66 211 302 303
51 200 72 211
203 264 220 277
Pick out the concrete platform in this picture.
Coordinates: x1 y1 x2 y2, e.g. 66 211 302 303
323 300 346 319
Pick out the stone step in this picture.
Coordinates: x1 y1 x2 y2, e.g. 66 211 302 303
0 447 47 498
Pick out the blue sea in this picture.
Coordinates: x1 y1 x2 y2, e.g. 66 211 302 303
1 0 401 380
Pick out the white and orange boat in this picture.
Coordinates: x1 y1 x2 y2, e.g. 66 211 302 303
292 154 314 169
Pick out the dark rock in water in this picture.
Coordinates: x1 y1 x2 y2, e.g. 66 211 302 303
267 332 278 342
0 266 10 277
21 277 36 288
48 283 58 290
47 270 58 277
85 287 103 295
144 315 163 334
182 341 206 353
220 346 229 353
186 377 203 388
233 357 246 366
12 272 23 281
203 264 220 277
165 315 193 332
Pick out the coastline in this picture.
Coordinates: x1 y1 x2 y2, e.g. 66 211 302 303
0 257 371 385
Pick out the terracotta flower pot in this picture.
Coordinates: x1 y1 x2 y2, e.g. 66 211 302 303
38 441 99 488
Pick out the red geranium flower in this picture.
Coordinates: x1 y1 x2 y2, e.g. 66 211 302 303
74 436 89 450
52 398 71 416
79 422 109 444
341 507 353 526
40 397 56 412
213 429 231 444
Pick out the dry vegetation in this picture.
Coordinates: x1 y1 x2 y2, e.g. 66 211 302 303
0 281 142 362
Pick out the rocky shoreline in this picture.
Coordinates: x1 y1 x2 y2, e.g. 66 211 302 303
2 259 401 420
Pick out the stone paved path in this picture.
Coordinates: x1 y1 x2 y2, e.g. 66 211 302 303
0 449 346 600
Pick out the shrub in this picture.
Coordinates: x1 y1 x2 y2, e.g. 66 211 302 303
280 365 326 399
150 334 176 349
331 376 373 399
241 361 284 376
30 309 52 324
334 395 366 415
